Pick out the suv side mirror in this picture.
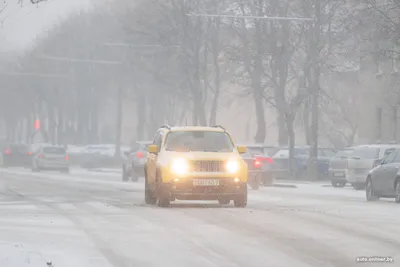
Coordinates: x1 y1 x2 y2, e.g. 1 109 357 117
237 146 247 154
148 145 159 154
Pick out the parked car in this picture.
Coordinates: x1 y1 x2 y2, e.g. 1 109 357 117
329 147 355 187
80 144 128 169
31 145 70 173
366 148 400 203
240 150 263 190
271 146 336 179
238 144 276 186
347 144 400 190
244 144 280 158
122 141 152 182
0 143 32 167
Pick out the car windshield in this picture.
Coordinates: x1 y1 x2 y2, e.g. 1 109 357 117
247 147 263 155
352 147 379 159
335 149 354 158
273 148 308 157
43 147 66 155
165 131 234 152
241 150 253 158
264 147 280 156
320 148 336 157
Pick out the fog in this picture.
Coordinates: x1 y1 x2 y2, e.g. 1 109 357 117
0 0 398 174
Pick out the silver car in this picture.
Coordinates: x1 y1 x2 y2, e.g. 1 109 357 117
32 145 70 173
366 149 400 203
329 147 355 187
346 145 400 190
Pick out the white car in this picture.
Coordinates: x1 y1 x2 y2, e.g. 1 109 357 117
32 145 70 173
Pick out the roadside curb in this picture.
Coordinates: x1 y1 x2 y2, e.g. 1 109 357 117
87 168 122 174
272 184 298 188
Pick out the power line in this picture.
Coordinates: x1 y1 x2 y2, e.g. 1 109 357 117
0 71 68 78
37 55 123 65
186 13 313 22
103 43 180 48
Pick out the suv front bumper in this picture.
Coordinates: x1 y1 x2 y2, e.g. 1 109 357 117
162 178 246 200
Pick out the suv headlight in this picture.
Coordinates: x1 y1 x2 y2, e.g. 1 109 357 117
171 158 189 174
226 160 240 173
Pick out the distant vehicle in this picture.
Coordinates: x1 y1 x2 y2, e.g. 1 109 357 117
243 144 280 159
366 149 400 203
0 143 32 167
329 147 355 187
271 146 336 179
239 144 277 186
122 141 152 182
31 145 70 173
347 144 400 190
240 150 263 190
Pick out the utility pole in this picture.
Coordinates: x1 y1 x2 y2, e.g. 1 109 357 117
307 0 321 181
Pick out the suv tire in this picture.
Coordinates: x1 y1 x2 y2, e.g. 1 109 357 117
145 178 157 205
234 184 247 208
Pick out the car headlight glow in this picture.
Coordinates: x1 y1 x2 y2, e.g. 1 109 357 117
226 160 240 173
171 158 189 175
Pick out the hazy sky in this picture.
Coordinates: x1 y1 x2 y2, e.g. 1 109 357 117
0 0 92 54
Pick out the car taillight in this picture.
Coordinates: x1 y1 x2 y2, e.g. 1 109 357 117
28 151 33 156
39 154 43 158
4 148 11 155
254 160 262 168
137 151 144 158
65 155 69 161
266 157 273 163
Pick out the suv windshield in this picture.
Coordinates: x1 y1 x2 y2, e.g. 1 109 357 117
352 147 379 159
43 147 66 155
165 131 234 152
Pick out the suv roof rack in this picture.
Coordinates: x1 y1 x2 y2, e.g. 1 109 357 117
159 125 171 130
212 125 226 131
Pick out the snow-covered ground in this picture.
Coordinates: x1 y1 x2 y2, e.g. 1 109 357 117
0 168 399 267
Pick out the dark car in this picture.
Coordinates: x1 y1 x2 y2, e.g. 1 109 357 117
271 146 336 179
240 150 263 190
122 141 152 182
239 144 278 186
0 143 33 167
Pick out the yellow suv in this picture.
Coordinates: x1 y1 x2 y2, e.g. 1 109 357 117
144 125 248 207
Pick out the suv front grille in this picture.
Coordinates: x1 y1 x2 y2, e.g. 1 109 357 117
191 160 224 172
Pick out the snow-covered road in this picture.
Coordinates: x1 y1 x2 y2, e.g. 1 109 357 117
0 168 398 267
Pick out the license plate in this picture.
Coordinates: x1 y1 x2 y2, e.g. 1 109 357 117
333 172 345 177
193 179 219 186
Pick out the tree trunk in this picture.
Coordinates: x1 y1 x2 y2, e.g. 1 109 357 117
286 112 296 179
115 86 123 159
303 101 311 145
253 91 266 143
136 93 146 141
209 17 221 126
